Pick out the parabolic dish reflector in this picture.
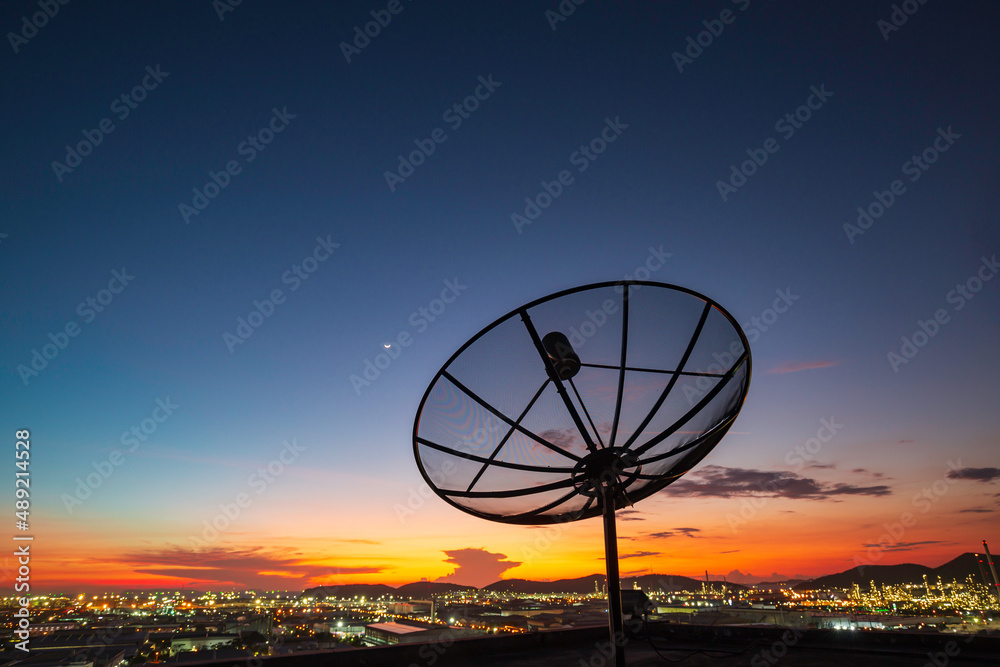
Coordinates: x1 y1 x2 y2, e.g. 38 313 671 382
412 281 751 525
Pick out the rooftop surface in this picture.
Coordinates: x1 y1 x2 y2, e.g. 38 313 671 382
165 623 1000 667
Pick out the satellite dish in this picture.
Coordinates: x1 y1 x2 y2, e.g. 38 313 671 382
412 281 751 665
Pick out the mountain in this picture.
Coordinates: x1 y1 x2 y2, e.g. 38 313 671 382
300 584 395 600
793 552 988 591
300 581 477 600
395 582 478 597
625 574 746 592
753 580 806 589
296 553 989 599
483 573 744 595
794 564 932 591
934 552 991 584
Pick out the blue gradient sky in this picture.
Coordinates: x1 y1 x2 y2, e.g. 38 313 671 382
1 1 998 591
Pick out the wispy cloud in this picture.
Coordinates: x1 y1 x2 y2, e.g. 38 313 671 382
648 527 701 539
859 540 947 552
602 551 659 560
123 546 381 588
947 467 1000 483
662 465 892 500
852 467 886 478
767 360 838 375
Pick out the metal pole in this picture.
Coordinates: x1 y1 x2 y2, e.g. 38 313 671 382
602 480 626 666
984 540 1000 604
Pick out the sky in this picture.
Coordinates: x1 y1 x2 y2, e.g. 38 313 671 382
1 1 998 593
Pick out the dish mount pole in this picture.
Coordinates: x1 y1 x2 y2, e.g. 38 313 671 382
601 474 626 667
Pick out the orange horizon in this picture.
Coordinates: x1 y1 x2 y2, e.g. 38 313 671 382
20 546 981 595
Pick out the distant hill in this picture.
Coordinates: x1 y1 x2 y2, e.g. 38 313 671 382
622 574 745 592
300 584 395 600
484 573 744 595
793 552 987 591
933 552 989 584
297 553 987 599
395 581 478 597
300 581 477 600
754 580 805 589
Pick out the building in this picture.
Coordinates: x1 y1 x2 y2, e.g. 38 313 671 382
363 621 473 647
168 633 239 655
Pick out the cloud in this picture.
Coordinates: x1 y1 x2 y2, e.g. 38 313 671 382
946 467 1000 483
858 540 946 552
766 360 838 374
724 570 801 585
662 465 892 500
435 548 521 588
617 509 645 522
123 546 381 589
648 527 701 539
598 551 659 561
539 428 577 449
958 508 992 514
